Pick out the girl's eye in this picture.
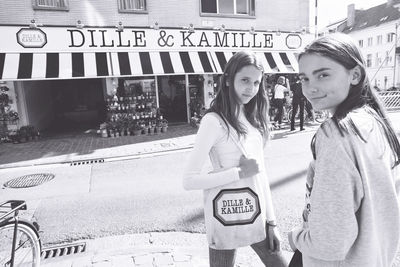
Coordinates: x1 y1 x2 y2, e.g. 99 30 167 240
318 73 329 79
242 78 249 83
300 77 308 83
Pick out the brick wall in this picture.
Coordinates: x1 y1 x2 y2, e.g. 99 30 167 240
0 0 309 32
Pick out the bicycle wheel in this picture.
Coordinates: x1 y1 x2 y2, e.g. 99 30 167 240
0 221 41 267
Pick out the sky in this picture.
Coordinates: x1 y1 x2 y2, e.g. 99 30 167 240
316 0 387 29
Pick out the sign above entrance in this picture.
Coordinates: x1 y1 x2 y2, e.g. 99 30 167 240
1 26 314 53
16 28 47 48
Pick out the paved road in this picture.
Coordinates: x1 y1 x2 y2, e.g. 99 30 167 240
0 128 314 252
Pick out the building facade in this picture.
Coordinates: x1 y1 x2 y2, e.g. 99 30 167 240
0 0 312 137
322 0 400 91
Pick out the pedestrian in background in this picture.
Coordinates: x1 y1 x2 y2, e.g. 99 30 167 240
273 76 288 129
288 33 400 267
290 75 305 131
182 51 287 267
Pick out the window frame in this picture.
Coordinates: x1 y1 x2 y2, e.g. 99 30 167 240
367 54 372 68
200 0 256 18
118 0 148 14
387 32 394 43
377 35 382 45
32 0 69 11
367 37 373 46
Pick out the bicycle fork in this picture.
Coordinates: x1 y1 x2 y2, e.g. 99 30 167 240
9 210 20 267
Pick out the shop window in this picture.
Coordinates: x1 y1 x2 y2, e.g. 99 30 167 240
201 0 255 16
118 0 147 13
106 77 157 126
32 0 69 11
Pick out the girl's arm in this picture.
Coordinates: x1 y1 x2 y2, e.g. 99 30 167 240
182 114 241 190
290 131 364 261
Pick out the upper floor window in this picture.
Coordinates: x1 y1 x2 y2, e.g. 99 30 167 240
367 54 372 67
358 40 363 47
32 0 69 11
387 32 395 43
386 51 392 66
201 0 255 16
118 0 146 13
367 37 373 46
377 35 382 45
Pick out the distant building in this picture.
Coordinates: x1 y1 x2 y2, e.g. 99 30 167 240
321 0 400 90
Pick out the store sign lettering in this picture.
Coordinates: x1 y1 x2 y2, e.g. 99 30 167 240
68 29 146 47
16 28 47 48
180 31 273 48
213 188 261 226
66 29 275 49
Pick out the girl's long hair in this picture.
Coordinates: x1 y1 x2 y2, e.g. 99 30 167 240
206 51 269 141
300 33 400 167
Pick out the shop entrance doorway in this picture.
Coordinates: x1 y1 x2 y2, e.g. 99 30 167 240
157 75 187 123
48 78 105 133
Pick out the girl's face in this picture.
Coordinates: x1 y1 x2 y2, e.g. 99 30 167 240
299 53 360 114
233 65 262 105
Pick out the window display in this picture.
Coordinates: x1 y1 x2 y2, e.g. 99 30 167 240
101 78 168 137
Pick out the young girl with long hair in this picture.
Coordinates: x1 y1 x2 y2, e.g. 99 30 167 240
183 51 287 267
288 33 400 267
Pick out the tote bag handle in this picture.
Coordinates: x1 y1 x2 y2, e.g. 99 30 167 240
214 113 249 158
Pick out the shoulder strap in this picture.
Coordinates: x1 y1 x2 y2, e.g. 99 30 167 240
209 112 249 158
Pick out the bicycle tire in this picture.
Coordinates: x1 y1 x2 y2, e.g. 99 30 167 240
0 221 41 267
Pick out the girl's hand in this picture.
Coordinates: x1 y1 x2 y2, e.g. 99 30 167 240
266 224 281 253
238 155 260 178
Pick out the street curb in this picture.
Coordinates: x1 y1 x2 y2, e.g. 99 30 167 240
40 232 294 266
0 145 195 170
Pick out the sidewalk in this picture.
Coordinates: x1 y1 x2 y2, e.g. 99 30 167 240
40 232 293 267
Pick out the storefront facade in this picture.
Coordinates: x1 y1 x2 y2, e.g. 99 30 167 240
0 25 313 136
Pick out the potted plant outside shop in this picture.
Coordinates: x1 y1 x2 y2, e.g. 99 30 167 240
161 119 168 133
148 124 155 135
8 130 19 144
108 121 117 137
132 123 143 136
142 124 149 135
155 120 162 134
115 121 123 137
99 122 109 138
18 126 31 143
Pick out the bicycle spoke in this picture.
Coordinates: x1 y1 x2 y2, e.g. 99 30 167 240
0 223 40 267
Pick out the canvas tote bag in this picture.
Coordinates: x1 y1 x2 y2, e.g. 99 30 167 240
204 114 267 250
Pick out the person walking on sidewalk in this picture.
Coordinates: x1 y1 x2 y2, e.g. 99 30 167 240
288 33 400 267
290 75 305 131
273 76 288 129
182 51 287 267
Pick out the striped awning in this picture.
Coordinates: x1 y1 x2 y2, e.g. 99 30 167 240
0 50 299 81
209 51 299 74
110 51 216 76
0 52 111 80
